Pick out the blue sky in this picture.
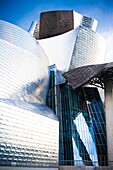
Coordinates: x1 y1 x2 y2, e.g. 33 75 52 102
0 0 113 32
0 0 113 61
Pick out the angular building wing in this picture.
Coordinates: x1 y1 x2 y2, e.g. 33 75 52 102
35 10 106 84
69 26 106 70
32 10 107 166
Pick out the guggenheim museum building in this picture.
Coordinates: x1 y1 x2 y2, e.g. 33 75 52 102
0 10 113 168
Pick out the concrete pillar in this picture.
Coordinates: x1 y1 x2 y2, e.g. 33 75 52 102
105 80 113 165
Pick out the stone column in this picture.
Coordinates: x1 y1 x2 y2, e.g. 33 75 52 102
105 80 113 165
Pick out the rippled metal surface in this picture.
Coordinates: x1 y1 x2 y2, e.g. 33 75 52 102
0 23 49 104
0 100 59 166
0 20 59 166
0 20 40 56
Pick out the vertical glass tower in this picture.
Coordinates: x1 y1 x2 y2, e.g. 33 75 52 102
47 68 107 166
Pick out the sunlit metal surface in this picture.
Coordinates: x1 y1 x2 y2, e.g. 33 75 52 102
0 99 59 166
0 20 59 166
38 29 77 71
73 11 82 29
37 10 105 84
38 29 78 84
81 16 98 32
0 20 40 56
73 11 98 32
0 20 49 104
69 26 106 70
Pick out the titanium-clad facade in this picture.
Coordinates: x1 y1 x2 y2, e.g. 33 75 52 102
0 20 59 166
73 11 98 32
39 10 107 167
0 100 59 166
0 20 49 104
69 26 106 70
37 11 106 84
0 20 39 56
39 29 78 84
0 9 108 168
81 15 98 31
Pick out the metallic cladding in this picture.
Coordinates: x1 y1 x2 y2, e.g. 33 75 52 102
81 16 98 31
38 29 78 84
0 20 59 166
37 10 106 84
0 20 40 56
0 99 58 121
0 20 49 104
69 26 106 70
0 100 59 166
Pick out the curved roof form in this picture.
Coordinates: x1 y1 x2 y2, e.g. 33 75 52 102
0 98 59 166
38 29 78 83
63 62 113 89
0 20 59 167
0 20 40 56
38 29 77 70
0 20 49 104
34 10 98 40
36 10 106 84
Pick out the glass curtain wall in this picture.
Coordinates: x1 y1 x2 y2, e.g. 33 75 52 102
60 84 95 166
47 70 107 166
46 65 64 164
83 87 108 166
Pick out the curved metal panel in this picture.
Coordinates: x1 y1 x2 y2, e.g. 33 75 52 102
73 11 82 29
0 100 59 166
0 20 59 167
0 38 49 103
38 29 78 84
0 20 39 56
69 26 106 70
